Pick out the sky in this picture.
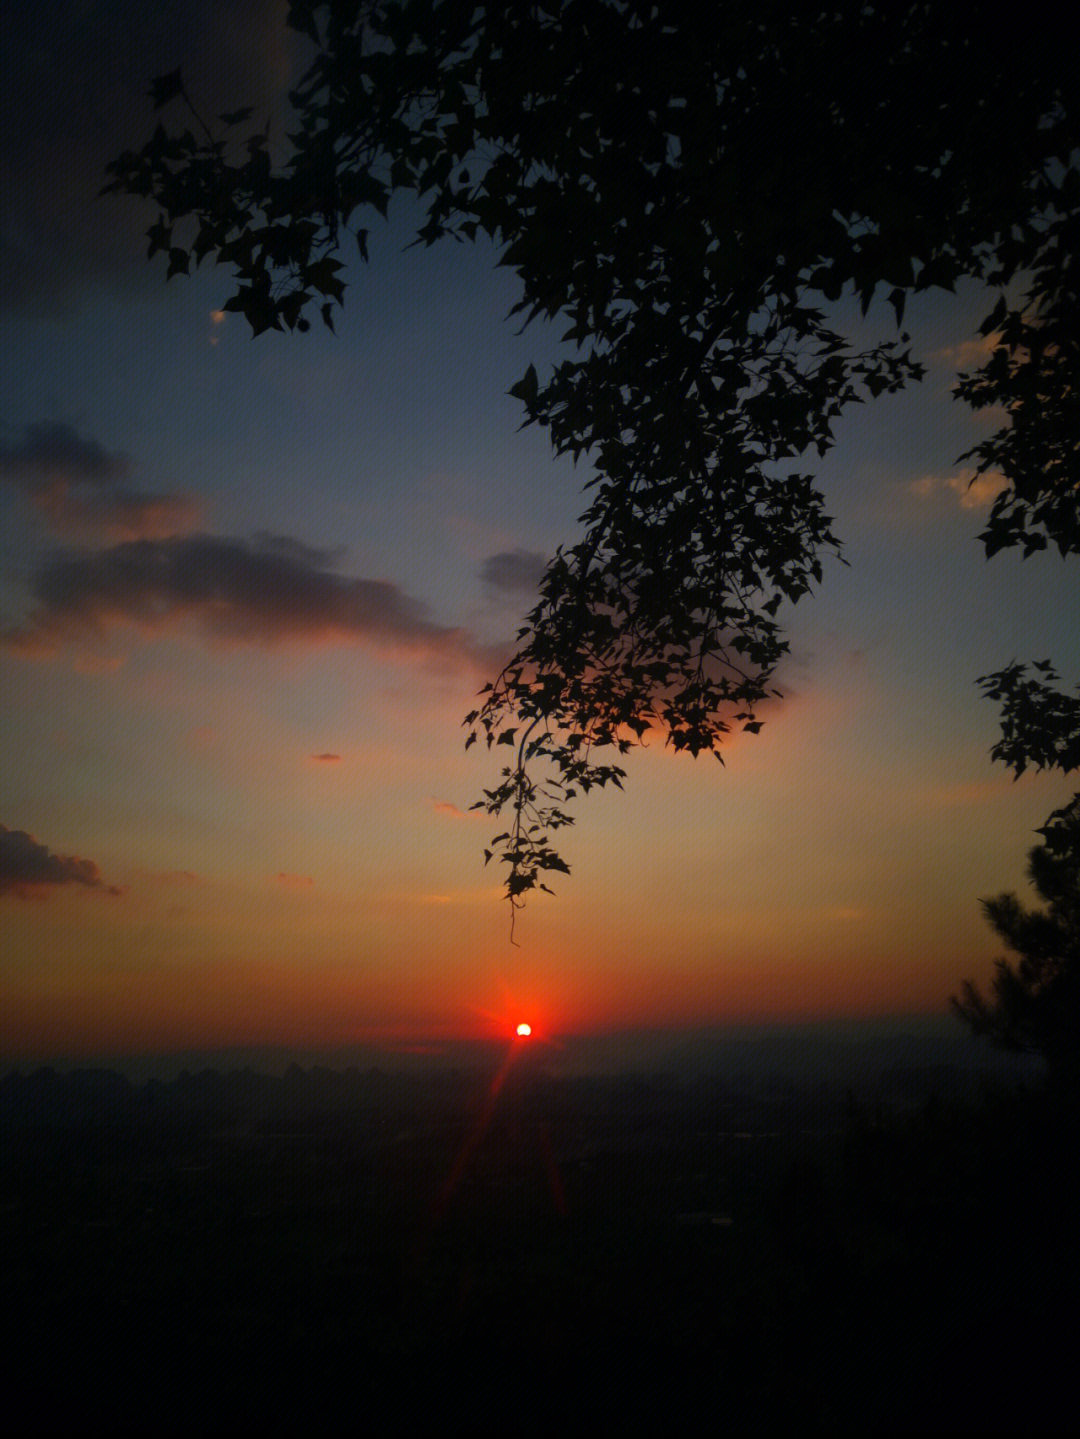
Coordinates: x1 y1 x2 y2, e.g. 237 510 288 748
2 1 1076 1070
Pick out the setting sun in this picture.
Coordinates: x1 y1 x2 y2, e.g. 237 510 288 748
516 1023 532 1038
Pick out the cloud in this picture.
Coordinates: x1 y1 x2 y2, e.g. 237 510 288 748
138 868 206 886
310 752 342 763
1 1 295 316
275 872 314 889
431 798 483 820
0 421 129 489
909 471 1008 510
252 532 347 569
822 906 867 923
0 823 119 897
33 486 206 543
930 333 998 370
480 548 548 595
915 773 1036 809
186 725 219 752
0 421 204 541
72 653 126 676
3 532 487 667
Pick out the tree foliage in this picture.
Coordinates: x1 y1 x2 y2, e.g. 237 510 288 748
952 797 1080 1088
103 1 1080 911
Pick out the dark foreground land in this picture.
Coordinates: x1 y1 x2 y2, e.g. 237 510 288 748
3 1055 1077 1434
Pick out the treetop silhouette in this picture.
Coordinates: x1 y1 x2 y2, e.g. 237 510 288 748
952 796 1080 1090
104 2 1079 909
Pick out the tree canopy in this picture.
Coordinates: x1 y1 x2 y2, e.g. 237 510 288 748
952 796 1080 1089
104 1 1080 911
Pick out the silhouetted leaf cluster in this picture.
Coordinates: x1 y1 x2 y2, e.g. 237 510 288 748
104 2 1079 905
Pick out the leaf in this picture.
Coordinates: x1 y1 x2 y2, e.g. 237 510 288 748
146 218 172 259
507 363 539 406
149 70 184 110
978 294 1008 337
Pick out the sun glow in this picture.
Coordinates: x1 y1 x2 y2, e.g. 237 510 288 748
516 1022 532 1038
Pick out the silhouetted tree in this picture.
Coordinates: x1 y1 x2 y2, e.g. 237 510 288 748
105 2 1079 906
952 797 1080 1090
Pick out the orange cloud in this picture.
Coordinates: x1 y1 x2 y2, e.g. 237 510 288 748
31 484 205 542
910 471 1008 510
0 421 203 542
311 752 342 763
186 725 219 751
431 798 484 820
930 333 998 369
915 772 1037 809
275 872 315 890
136 868 207 887
71 653 126 676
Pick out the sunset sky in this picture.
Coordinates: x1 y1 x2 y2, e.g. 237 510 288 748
2 1 1076 1068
